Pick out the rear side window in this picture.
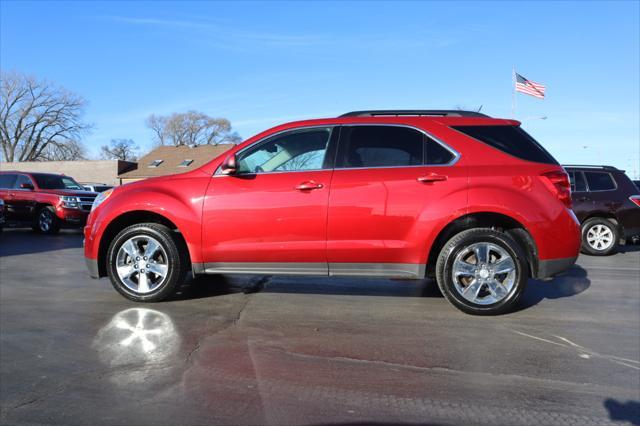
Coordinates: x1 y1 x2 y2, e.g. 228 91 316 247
0 174 16 189
568 171 587 192
338 126 423 168
452 125 558 164
585 172 616 191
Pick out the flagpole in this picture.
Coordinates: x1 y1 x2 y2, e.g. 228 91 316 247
511 66 516 118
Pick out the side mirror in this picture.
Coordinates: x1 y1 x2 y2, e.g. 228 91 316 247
20 182 34 190
220 154 238 175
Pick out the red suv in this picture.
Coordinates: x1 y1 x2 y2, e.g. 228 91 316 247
0 172 97 234
84 110 580 315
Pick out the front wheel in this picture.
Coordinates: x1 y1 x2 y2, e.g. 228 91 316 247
106 223 189 302
34 206 60 234
436 228 528 315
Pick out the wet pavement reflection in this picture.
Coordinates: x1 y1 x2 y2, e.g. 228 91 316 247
93 308 181 386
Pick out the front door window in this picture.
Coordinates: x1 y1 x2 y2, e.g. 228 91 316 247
236 127 332 174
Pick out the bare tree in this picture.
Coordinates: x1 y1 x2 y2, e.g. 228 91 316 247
146 114 168 146
146 110 241 147
38 140 87 161
100 138 138 161
0 71 91 162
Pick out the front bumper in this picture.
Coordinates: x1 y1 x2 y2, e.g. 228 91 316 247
535 256 578 280
85 257 100 279
55 206 89 227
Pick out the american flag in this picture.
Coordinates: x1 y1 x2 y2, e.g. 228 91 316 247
515 73 546 99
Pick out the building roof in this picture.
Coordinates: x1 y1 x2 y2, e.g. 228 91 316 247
118 144 233 179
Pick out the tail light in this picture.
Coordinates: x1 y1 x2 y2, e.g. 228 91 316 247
540 170 572 208
630 195 640 207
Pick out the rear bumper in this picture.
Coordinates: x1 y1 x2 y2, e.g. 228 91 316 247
85 257 100 279
535 256 578 280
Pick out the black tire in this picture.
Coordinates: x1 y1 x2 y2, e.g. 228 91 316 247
106 223 189 302
34 206 60 234
580 217 619 256
435 228 528 316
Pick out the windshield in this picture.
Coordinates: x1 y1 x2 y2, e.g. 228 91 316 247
32 174 83 190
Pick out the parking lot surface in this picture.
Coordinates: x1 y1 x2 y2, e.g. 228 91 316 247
1 228 639 425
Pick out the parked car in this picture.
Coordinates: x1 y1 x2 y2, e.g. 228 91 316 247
564 165 640 255
82 183 114 193
84 110 581 315
0 171 98 234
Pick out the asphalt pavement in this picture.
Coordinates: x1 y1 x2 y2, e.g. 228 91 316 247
1 228 639 425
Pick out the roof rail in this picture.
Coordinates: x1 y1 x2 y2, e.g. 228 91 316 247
562 165 619 170
339 110 490 118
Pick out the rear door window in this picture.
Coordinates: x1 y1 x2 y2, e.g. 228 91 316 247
0 174 17 189
337 126 423 168
452 125 558 164
568 171 587 192
585 172 616 191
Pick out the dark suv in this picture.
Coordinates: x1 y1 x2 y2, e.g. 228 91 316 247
564 165 640 255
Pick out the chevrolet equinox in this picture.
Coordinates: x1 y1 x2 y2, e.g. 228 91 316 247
84 110 581 315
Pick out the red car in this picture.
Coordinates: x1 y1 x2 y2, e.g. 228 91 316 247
0 172 97 234
84 110 580 315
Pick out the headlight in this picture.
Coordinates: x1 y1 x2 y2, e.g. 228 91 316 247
60 196 81 209
91 188 114 211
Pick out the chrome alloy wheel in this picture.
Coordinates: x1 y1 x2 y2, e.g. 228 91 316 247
39 209 53 232
116 235 169 294
451 242 517 305
586 224 614 251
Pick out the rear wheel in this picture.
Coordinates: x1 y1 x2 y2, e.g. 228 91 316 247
34 206 60 234
106 223 189 302
581 217 619 256
436 228 528 315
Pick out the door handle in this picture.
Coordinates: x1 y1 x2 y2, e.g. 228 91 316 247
417 174 448 183
295 181 323 191
577 197 590 202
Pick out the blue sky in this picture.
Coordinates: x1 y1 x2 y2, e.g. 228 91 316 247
1 1 639 177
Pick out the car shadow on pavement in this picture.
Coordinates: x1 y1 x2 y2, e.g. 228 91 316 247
0 228 83 257
311 423 445 426
172 273 442 301
515 265 590 311
171 274 269 301
618 244 640 253
604 398 640 425
173 266 591 307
